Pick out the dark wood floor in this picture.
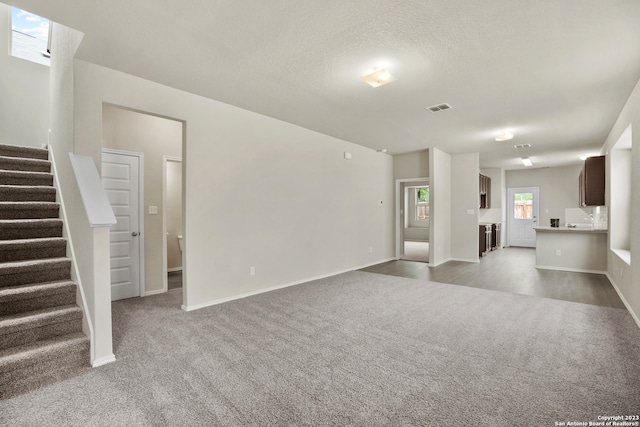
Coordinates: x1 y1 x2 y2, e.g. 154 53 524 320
361 247 625 309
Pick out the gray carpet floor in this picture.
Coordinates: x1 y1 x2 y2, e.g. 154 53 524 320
2 271 639 426
401 241 429 263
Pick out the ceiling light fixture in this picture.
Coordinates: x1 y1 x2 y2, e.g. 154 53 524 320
376 149 388 153
361 68 397 88
521 157 533 167
495 131 514 141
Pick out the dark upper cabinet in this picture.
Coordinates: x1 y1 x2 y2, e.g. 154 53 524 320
579 155 605 207
479 174 491 209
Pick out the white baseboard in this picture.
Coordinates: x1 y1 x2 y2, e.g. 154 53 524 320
606 272 640 329
451 257 479 264
145 289 165 296
167 267 183 273
535 265 606 274
92 354 116 368
428 258 452 267
181 257 395 312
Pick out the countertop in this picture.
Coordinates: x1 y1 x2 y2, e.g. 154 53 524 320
534 226 608 234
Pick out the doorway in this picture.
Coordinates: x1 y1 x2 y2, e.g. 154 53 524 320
396 178 430 263
508 187 539 247
163 156 183 291
102 149 145 301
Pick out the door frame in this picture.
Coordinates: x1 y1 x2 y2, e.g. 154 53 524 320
162 156 183 293
395 177 430 262
507 186 539 247
102 148 146 298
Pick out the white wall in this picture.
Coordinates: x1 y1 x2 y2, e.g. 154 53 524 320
50 23 116 366
0 3 49 147
601 76 640 326
102 105 183 293
506 165 582 228
451 153 480 262
73 60 394 311
429 148 451 265
166 160 183 270
393 150 429 180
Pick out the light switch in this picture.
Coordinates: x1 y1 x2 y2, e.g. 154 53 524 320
149 206 158 215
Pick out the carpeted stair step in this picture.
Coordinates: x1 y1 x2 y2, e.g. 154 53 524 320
0 305 83 349
0 144 48 161
0 332 89 399
0 185 56 202
0 258 71 288
0 170 53 187
0 219 63 240
0 281 77 316
0 202 59 220
0 155 51 173
0 238 67 262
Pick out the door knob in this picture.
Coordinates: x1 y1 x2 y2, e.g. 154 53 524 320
132 232 139 237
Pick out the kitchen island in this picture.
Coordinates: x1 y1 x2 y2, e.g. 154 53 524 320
533 226 608 273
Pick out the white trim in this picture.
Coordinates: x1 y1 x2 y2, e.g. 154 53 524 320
49 146 97 365
606 273 640 329
144 289 166 296
395 178 429 261
427 257 452 267
91 354 116 368
101 148 146 298
451 257 480 264
181 258 395 312
535 265 606 274
162 156 183 294
611 248 631 266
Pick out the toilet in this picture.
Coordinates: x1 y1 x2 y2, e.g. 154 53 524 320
177 235 183 252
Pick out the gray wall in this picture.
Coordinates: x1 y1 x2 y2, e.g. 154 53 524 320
506 164 582 228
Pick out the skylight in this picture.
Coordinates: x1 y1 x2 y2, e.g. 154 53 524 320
10 7 50 66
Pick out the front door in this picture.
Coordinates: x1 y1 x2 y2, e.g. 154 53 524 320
508 187 539 247
102 150 143 301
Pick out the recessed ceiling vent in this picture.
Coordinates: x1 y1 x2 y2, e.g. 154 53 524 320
514 144 531 149
426 103 452 113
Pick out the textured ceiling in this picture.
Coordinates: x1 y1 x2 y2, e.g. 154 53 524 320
8 0 640 169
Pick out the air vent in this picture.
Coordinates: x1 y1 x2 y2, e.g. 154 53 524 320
426 103 452 113
513 144 531 149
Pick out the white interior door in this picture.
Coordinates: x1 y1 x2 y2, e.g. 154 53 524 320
508 187 539 247
102 150 143 301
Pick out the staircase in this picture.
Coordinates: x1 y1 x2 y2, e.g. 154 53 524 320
0 143 89 399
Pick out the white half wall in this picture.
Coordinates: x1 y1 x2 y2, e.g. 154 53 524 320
0 3 50 147
73 60 394 311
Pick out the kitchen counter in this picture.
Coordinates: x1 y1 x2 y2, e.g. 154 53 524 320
534 226 608 234
534 226 607 273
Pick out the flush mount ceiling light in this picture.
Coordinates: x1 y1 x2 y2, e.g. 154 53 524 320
361 68 397 88
521 157 533 167
495 131 514 141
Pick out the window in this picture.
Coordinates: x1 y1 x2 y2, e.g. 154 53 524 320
416 187 429 220
513 192 533 219
10 7 50 66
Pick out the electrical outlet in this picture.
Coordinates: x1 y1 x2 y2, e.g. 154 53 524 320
250 266 255 276
555 249 561 256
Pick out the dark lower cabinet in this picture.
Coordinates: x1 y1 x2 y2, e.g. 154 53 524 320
479 224 492 257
